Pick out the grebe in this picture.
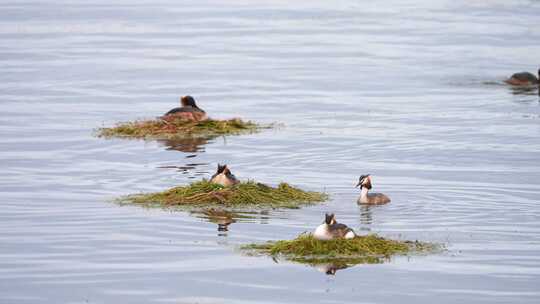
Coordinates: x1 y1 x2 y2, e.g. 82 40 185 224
210 164 239 187
163 95 208 121
356 174 391 205
313 213 356 240
505 69 539 86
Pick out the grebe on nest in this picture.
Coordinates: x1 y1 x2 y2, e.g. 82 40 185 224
163 95 208 121
313 213 356 240
210 164 239 187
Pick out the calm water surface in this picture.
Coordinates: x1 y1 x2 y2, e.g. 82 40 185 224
1 0 540 303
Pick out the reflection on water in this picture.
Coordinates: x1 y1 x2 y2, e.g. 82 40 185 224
197 209 237 235
157 137 211 153
314 262 355 276
508 85 540 97
257 210 271 225
191 209 274 236
158 163 209 179
2 0 540 303
464 80 539 97
270 255 385 276
191 209 252 235
358 205 374 227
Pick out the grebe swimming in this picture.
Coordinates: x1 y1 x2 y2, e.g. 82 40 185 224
356 174 391 205
505 69 539 86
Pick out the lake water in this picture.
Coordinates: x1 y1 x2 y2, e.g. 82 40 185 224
1 0 540 303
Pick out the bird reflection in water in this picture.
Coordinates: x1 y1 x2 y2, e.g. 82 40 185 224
157 162 209 180
157 137 211 153
508 85 539 97
314 262 352 275
311 255 384 275
192 209 268 237
357 204 374 233
199 209 237 236
258 210 270 225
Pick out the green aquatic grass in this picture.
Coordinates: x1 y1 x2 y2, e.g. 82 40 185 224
120 180 328 209
97 117 262 139
242 233 439 265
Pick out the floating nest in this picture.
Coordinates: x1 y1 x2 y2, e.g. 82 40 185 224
97 117 263 140
119 180 328 209
242 233 439 267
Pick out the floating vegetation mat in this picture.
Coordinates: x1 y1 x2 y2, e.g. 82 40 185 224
120 180 328 209
242 233 439 267
97 117 263 140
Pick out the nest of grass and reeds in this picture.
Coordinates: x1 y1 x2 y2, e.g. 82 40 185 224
242 233 439 266
119 180 328 209
97 116 263 140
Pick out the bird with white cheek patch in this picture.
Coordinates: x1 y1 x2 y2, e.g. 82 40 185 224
313 213 356 241
356 174 391 205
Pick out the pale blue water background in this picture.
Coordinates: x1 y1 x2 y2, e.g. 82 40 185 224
1 0 540 303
